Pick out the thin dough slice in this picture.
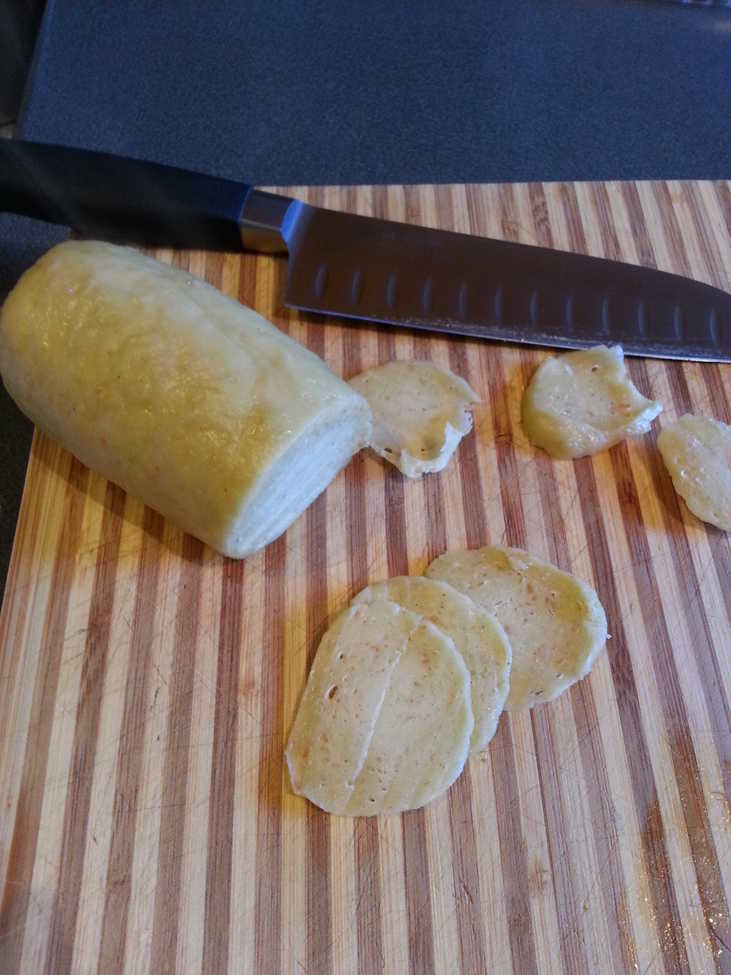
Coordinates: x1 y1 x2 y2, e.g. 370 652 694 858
352 576 511 752
522 345 662 459
349 360 479 477
285 600 419 814
658 414 731 531
344 618 473 816
427 546 607 710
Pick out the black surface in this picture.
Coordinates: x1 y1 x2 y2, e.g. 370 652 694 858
0 0 46 124
1 0 730 599
16 0 731 185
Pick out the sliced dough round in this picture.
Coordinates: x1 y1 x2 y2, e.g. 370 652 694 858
522 345 662 459
352 576 511 752
286 600 473 816
658 414 730 531
427 546 607 710
349 360 479 477
343 617 472 816
286 600 420 814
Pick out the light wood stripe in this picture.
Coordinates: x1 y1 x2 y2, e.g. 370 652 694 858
1 180 729 975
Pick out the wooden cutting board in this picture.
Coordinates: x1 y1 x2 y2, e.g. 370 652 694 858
0 181 729 975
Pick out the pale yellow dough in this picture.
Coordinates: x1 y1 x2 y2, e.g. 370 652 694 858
0 241 371 557
658 414 731 531
427 546 608 710
344 617 472 816
522 345 662 459
286 600 473 816
349 360 479 477
353 576 511 752
285 600 419 814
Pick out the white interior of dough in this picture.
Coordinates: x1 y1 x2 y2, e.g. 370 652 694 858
226 401 369 556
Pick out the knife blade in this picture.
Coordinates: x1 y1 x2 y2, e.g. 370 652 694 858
1 140 728 361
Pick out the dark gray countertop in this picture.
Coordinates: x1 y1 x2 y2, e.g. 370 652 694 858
1 0 730 598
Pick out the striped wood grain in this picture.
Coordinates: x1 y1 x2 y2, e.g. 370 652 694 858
0 180 729 975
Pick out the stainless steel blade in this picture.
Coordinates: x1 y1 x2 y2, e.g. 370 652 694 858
278 200 730 361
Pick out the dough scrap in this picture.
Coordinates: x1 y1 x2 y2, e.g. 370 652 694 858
658 414 731 531
349 360 478 477
427 546 607 710
522 345 662 459
353 575 510 752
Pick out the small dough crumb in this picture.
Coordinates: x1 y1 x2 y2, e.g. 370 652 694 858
658 414 731 531
522 345 662 459
349 360 479 477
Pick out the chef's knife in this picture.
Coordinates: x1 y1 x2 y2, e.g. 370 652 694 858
1 140 728 361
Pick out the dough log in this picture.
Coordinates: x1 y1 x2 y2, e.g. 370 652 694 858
0 241 372 557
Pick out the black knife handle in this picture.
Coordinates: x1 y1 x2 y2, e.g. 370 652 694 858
0 140 252 250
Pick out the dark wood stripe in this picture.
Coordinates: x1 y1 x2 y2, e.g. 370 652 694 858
46 483 126 975
476 343 543 975
0 455 87 975
414 301 488 975
446 769 488 975
482 212 592 972
528 182 552 248
572 682 639 974
711 181 731 236
556 183 588 256
531 709 591 975
383 456 436 974
662 365 731 624
558 184 691 970
589 183 623 262
98 508 165 974
631 405 731 779
398 808 433 975
631 358 730 713
253 537 286 975
680 183 727 290
305 499 332 975
343 324 385 975
650 181 692 277
620 183 658 269
208 571 244 954
150 534 204 975
202 555 244 975
573 457 691 974
353 819 384 974
663 358 693 414
517 335 634 974
701 366 730 425
202 243 245 974
300 322 333 975
489 720 539 975
376 327 436 975
482 344 526 550
611 441 730 971
447 342 487 551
